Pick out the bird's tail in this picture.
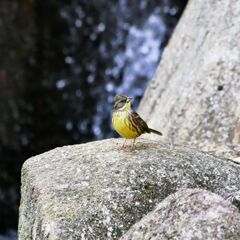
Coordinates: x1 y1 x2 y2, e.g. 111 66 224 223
149 128 162 136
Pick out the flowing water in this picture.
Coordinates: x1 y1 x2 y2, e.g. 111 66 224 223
0 0 187 237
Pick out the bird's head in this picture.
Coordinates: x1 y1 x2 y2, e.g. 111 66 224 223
114 95 132 111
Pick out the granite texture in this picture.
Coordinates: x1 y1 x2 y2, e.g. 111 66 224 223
121 188 240 240
18 139 240 239
139 0 240 159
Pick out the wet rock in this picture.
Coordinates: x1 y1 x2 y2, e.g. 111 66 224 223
18 139 240 239
121 188 240 240
139 0 240 157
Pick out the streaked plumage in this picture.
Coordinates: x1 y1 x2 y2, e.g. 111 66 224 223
112 95 162 146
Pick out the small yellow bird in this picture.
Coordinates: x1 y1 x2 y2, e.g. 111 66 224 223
112 95 162 148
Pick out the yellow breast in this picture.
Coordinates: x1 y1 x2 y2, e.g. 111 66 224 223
112 110 140 139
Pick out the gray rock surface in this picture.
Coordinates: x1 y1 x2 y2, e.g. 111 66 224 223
121 188 240 240
139 0 240 156
19 138 240 239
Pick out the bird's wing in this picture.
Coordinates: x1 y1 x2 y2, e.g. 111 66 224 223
129 111 151 134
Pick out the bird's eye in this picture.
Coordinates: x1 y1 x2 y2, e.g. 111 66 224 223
118 100 126 108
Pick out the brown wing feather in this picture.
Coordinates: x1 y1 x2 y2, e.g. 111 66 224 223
129 111 163 136
129 111 151 134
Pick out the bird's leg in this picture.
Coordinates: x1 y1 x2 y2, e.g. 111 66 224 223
119 139 136 151
123 139 127 148
131 138 136 150
119 139 127 150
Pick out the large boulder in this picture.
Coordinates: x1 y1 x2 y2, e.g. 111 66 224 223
139 0 240 157
121 188 240 240
18 139 240 239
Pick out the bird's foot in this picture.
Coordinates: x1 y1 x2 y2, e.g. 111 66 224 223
117 139 137 151
118 145 126 150
118 144 136 152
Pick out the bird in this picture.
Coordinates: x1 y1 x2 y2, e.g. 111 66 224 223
112 94 162 149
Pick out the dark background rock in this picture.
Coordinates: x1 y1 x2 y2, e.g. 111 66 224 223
121 188 240 240
19 139 240 239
